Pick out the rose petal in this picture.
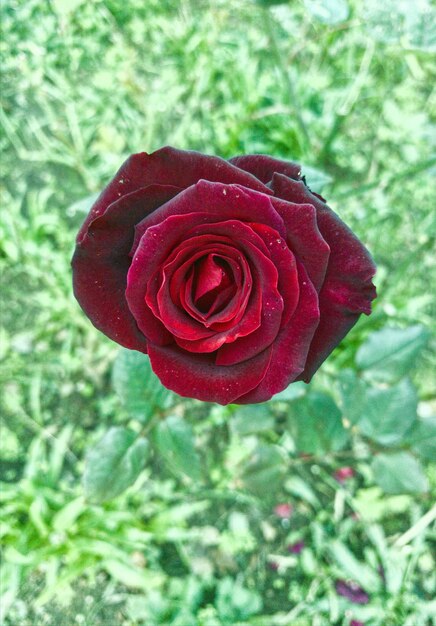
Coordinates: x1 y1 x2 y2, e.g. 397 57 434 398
126 200 283 347
147 342 273 404
126 212 204 345
178 237 282 357
165 243 250 328
154 239 259 342
247 222 300 325
229 154 302 185
272 174 376 381
131 180 285 254
72 185 179 350
174 252 246 324
270 197 330 292
236 262 320 403
194 254 227 301
77 147 273 243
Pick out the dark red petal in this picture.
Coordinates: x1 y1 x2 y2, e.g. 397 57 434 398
167 244 250 327
154 240 255 341
147 343 273 405
126 183 286 344
72 185 179 351
214 245 284 366
177 236 282 356
194 254 227 301
236 263 320 403
247 222 299 326
126 212 202 344
229 154 301 185
174 253 246 324
270 197 330 292
132 180 286 253
77 147 273 243
272 174 376 381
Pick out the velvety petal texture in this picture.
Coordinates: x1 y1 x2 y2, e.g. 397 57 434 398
72 146 376 404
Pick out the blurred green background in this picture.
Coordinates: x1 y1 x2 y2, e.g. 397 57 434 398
1 0 435 625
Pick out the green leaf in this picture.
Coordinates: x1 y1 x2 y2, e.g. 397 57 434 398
231 404 274 435
301 164 333 194
112 349 176 422
303 0 349 25
104 559 163 590
241 443 286 498
356 325 430 382
52 496 86 533
153 416 202 482
339 369 368 426
372 452 429 494
357 379 418 446
271 381 306 402
406 417 436 460
285 475 321 508
328 540 381 592
353 487 411 522
287 392 348 454
49 425 73 483
329 539 381 592
84 427 149 503
216 577 262 621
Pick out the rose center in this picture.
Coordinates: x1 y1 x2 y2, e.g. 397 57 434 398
192 254 235 314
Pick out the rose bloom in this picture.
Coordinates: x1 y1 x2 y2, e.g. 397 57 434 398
72 147 376 404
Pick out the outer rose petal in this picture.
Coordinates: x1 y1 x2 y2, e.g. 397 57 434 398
271 173 376 381
132 179 286 253
78 147 272 242
270 198 330 292
236 262 320 404
147 342 273 405
229 154 302 185
72 185 179 351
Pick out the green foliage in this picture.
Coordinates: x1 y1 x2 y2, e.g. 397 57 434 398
356 325 430 382
287 392 348 454
153 416 202 483
240 443 286 498
357 378 418 446
300 164 333 194
230 404 275 435
303 0 349 25
372 452 429 494
216 577 262 621
1 0 435 623
361 0 436 50
113 349 177 422
407 417 436 460
83 427 149 503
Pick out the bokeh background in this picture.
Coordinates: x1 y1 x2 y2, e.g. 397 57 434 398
1 0 435 625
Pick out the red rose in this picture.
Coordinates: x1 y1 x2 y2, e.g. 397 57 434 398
72 147 376 404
